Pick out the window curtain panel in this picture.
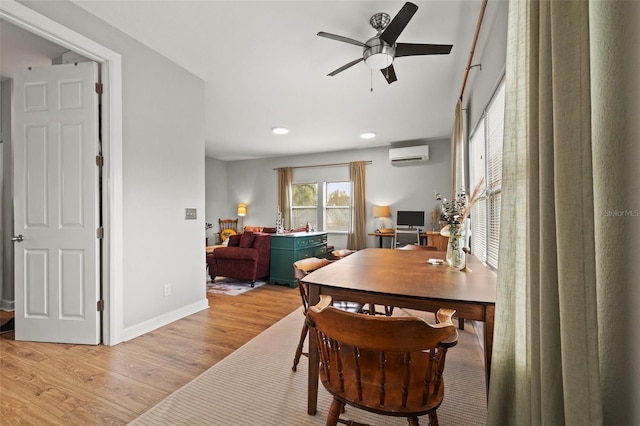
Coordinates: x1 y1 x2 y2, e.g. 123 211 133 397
347 161 366 250
277 167 292 230
488 1 639 425
451 98 466 194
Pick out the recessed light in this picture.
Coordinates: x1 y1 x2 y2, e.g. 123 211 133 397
272 127 289 135
360 132 376 139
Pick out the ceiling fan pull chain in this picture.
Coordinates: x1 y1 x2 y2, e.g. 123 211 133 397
370 70 374 92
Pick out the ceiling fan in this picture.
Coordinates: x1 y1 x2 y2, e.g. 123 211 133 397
317 2 453 84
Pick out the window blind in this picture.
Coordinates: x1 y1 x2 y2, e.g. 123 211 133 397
469 79 504 269
485 83 504 269
470 120 487 262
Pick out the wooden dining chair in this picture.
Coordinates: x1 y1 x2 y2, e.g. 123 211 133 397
324 249 393 317
291 257 363 372
396 243 465 329
307 296 458 426
218 218 239 242
326 249 355 260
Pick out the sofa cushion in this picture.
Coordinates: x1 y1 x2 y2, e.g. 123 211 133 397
239 232 257 248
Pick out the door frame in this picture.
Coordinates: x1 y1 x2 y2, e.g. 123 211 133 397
0 0 124 345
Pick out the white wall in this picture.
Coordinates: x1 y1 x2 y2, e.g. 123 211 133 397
208 139 451 250
19 0 208 338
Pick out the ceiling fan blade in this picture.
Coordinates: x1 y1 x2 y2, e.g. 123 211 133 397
380 2 419 45
317 31 366 47
381 64 397 84
328 58 364 76
395 43 453 57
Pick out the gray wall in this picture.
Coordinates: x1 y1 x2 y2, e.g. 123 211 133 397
0 80 12 310
18 0 207 337
204 156 229 243
465 0 508 133
206 139 451 250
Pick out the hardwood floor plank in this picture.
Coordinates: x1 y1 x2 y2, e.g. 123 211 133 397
0 283 301 425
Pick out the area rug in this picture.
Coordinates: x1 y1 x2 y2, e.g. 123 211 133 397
129 308 488 426
206 277 267 296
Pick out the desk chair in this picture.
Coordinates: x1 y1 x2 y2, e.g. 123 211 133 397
394 227 421 248
307 296 458 426
397 244 438 251
291 258 364 372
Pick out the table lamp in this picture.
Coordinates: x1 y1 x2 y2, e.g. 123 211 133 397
372 205 390 231
237 203 247 230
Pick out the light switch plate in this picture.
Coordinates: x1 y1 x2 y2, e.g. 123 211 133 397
185 208 197 220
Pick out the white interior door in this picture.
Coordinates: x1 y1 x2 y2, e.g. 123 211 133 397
13 62 100 344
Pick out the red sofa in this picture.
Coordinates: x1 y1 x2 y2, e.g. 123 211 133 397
206 232 271 286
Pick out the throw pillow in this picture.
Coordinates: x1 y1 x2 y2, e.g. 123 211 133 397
239 232 256 248
219 228 237 241
228 234 241 247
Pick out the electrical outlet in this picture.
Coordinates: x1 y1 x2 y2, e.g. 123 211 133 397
164 283 171 297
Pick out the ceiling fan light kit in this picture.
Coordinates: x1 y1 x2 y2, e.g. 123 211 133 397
317 2 453 84
363 37 395 70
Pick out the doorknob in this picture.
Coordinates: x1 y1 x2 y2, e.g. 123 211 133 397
11 234 24 242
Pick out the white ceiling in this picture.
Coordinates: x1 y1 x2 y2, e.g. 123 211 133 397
7 1 497 161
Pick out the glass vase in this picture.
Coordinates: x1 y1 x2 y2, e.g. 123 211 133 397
442 224 465 269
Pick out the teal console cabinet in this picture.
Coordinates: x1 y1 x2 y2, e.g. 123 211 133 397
269 232 327 288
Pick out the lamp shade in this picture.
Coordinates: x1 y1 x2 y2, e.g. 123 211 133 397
372 205 390 218
237 203 247 217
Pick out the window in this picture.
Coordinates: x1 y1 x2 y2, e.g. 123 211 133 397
291 181 351 232
292 183 318 229
324 181 351 232
470 79 505 269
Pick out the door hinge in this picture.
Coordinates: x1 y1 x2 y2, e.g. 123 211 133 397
97 300 104 312
95 82 103 95
96 227 104 239
96 155 104 167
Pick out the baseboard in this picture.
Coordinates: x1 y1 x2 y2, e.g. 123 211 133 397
121 298 209 342
0 298 15 311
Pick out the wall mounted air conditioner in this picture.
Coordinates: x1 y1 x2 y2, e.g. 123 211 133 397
388 145 429 164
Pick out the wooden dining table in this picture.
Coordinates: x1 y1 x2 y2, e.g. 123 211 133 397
302 248 497 415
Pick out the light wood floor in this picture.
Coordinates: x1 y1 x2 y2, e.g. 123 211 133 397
0 283 301 425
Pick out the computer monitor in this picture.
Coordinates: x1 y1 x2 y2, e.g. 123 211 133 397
396 211 425 228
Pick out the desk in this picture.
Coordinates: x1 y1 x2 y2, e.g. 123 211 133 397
369 230 429 247
302 248 496 415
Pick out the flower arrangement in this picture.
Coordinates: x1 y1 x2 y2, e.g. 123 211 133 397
435 178 485 269
435 178 485 228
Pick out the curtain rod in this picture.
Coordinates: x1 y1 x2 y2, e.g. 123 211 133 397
458 0 489 101
274 160 372 171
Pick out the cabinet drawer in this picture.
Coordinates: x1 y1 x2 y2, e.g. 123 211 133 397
295 234 327 249
295 245 328 260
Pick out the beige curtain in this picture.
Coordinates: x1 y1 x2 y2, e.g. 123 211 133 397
347 161 366 250
277 167 292 229
488 1 639 425
451 98 465 194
